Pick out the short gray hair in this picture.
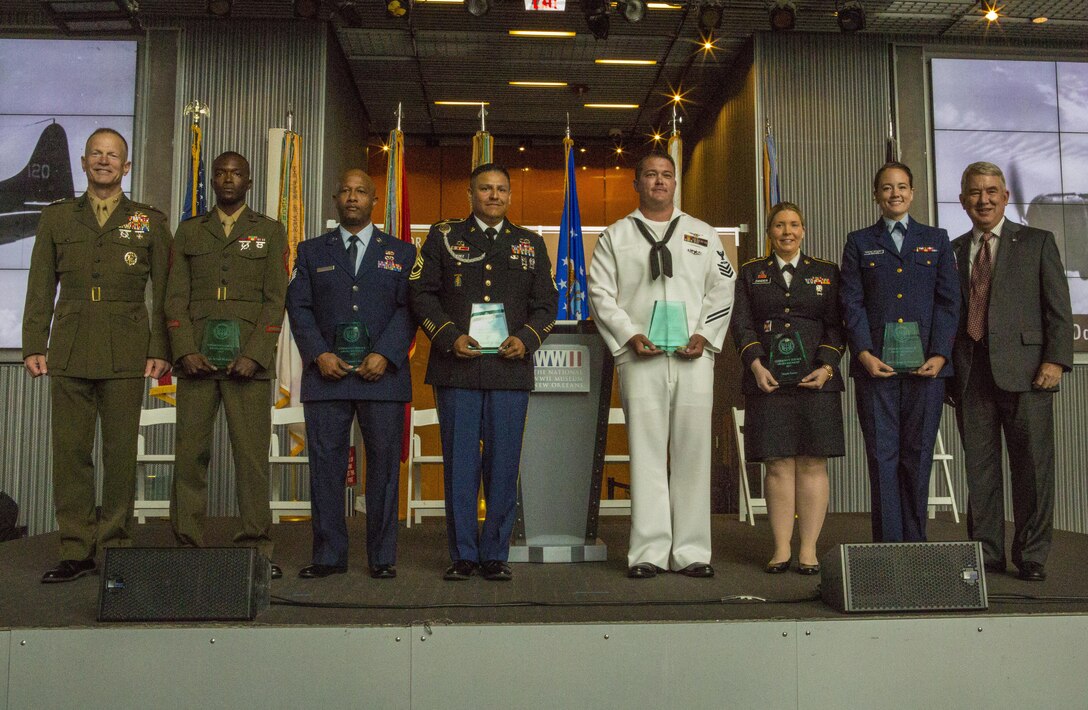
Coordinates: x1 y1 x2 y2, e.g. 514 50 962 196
960 161 1006 194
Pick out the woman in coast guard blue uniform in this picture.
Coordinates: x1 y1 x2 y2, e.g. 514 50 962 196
840 162 960 543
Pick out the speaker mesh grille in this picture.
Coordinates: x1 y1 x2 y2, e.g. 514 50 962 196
98 548 269 622
844 542 987 612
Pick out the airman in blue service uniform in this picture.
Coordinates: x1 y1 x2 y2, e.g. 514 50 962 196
409 162 557 582
287 169 416 580
840 161 960 542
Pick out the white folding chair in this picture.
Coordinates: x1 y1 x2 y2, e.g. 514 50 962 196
927 430 961 522
600 408 632 516
405 408 445 527
732 407 767 525
268 406 313 522
134 407 176 523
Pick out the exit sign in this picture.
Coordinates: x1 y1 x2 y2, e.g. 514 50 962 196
525 0 566 9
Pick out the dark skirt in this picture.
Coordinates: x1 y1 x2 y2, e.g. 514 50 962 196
743 389 845 462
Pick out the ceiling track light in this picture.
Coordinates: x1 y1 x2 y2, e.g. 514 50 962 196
836 1 865 33
465 0 492 17
584 0 610 40
206 0 232 17
697 1 723 34
620 0 646 23
768 1 796 32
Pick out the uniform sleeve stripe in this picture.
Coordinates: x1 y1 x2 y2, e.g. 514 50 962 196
739 341 760 354
525 324 543 346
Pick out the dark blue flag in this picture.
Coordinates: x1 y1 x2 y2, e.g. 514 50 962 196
557 137 588 321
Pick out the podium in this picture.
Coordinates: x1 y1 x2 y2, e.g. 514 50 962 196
509 321 614 563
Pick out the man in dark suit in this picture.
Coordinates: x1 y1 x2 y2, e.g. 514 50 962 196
23 128 172 583
409 163 557 582
287 169 416 579
949 161 1073 582
166 151 288 578
840 161 960 543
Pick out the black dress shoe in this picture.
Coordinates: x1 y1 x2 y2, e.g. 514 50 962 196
797 563 820 576
1017 561 1047 582
481 560 513 581
270 563 283 580
627 562 660 579
443 560 478 581
41 558 97 584
764 558 791 574
298 564 348 579
370 564 397 579
678 562 715 578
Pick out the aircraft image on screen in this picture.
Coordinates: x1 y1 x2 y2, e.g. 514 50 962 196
1005 165 1088 279
0 121 75 246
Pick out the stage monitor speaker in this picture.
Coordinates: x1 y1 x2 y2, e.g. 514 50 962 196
97 547 271 622
821 541 988 613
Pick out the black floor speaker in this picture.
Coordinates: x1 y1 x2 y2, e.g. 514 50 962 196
820 541 988 613
97 547 271 622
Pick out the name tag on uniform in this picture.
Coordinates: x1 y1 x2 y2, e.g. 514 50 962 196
316 265 335 273
863 249 884 256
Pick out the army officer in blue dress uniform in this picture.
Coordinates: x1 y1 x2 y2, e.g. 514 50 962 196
840 162 960 543
409 163 557 582
733 202 844 575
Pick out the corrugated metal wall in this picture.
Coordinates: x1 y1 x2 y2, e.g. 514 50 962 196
749 32 1088 534
171 20 327 235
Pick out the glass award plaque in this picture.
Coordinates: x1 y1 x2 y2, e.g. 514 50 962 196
647 300 689 353
334 321 371 366
202 319 240 368
768 332 807 385
883 321 925 372
469 303 509 354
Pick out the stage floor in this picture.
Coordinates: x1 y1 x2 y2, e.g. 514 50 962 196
3 513 1087 629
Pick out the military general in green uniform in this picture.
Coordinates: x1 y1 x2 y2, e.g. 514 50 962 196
22 127 172 583
164 151 287 578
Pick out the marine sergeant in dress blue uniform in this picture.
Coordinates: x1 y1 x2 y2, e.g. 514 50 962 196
287 169 416 580
840 162 960 542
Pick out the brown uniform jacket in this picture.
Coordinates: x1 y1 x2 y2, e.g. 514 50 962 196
164 206 288 379
22 193 172 378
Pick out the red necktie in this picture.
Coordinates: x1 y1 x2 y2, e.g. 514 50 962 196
966 232 993 341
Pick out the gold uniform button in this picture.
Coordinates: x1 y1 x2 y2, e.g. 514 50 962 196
926 260 932 265
784 292 790 298
485 264 493 271
897 293 903 299
785 323 791 328
896 267 903 273
869 262 875 267
352 285 359 292
784 307 790 314
898 318 904 323
485 280 492 287
483 295 491 302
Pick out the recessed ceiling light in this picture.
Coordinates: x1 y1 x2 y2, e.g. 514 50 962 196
1032 16 1048 23
595 58 657 65
509 30 577 37
509 81 568 87
646 3 681 9
434 101 490 106
585 103 640 109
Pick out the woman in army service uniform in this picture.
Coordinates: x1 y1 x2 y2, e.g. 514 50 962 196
732 202 845 575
